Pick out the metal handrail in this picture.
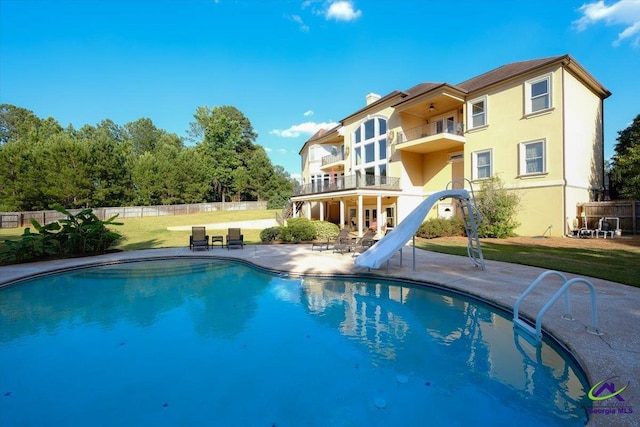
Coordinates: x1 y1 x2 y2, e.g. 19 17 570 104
321 152 344 166
397 121 464 144
293 174 401 196
513 270 601 344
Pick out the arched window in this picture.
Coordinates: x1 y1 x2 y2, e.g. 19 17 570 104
352 117 387 184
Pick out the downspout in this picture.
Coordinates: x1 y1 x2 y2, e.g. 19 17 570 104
561 66 567 236
601 97 605 198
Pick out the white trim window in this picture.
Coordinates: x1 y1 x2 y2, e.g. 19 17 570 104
519 139 546 175
525 74 551 114
468 96 487 129
472 149 492 180
353 117 388 184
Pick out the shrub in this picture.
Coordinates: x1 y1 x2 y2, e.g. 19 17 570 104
260 226 283 242
417 217 466 239
475 176 520 238
1 204 123 264
311 221 340 240
283 217 317 242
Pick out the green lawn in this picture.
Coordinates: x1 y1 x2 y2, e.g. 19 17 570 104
416 238 640 288
2 210 639 287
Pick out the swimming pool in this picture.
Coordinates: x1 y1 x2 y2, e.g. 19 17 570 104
0 259 589 426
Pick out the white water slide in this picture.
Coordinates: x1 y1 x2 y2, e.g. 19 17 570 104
354 188 485 270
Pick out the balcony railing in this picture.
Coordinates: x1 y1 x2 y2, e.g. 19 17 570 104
321 152 344 166
293 174 400 196
397 121 464 144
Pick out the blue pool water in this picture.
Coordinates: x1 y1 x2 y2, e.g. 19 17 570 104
0 259 589 426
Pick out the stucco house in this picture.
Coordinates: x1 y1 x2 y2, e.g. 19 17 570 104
291 54 611 237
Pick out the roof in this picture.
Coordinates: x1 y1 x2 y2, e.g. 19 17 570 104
457 55 555 92
298 124 342 155
339 90 405 124
299 54 610 153
391 82 465 107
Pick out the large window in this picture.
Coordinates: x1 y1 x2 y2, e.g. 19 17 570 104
352 117 388 183
519 139 546 175
472 149 492 180
468 96 487 129
525 74 551 114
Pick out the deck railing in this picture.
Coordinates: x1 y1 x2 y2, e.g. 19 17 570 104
397 121 464 144
293 174 400 196
321 152 345 166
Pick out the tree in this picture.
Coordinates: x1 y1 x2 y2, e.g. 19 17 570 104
609 114 640 200
0 104 41 145
475 176 520 238
191 106 258 202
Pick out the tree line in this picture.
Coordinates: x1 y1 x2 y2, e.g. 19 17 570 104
0 104 296 212
608 113 640 200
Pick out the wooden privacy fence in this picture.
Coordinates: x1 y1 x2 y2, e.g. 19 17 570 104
0 201 268 229
577 200 639 235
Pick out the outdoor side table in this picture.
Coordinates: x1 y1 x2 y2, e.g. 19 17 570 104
211 235 224 248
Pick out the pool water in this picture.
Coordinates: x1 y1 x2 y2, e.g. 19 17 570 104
0 259 589 426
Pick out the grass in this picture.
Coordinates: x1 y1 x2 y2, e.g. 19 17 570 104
0 209 279 255
2 210 639 287
416 237 640 288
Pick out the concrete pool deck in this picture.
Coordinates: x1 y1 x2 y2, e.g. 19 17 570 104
1 244 638 426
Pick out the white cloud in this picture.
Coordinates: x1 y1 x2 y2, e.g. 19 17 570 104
326 1 361 22
270 121 339 138
304 110 314 117
278 148 288 154
574 0 640 46
285 14 310 32
264 147 272 152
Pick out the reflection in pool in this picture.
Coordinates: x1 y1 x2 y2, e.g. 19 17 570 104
0 259 589 426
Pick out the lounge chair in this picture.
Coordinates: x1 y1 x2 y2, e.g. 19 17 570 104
190 226 209 251
226 228 244 249
566 217 580 238
578 214 595 238
595 218 615 239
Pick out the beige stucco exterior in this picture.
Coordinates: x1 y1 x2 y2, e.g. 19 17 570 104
292 55 610 237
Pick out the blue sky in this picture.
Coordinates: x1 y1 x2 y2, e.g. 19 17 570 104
1 0 639 178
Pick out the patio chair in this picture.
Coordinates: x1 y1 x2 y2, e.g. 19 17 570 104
335 230 375 254
189 226 209 251
352 230 377 254
226 228 244 249
313 228 351 252
595 218 615 239
332 228 358 254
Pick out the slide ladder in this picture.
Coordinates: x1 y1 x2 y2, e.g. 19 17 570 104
513 270 602 344
448 179 484 270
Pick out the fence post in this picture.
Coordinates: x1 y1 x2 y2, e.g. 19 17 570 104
634 201 637 235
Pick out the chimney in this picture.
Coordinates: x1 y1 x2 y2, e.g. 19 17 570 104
366 92 381 105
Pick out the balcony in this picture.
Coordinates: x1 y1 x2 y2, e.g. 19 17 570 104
395 121 465 154
320 152 345 171
293 174 400 196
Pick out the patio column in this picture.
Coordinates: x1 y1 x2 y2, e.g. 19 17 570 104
339 199 345 229
306 202 311 220
319 201 324 222
376 195 382 235
358 195 364 237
